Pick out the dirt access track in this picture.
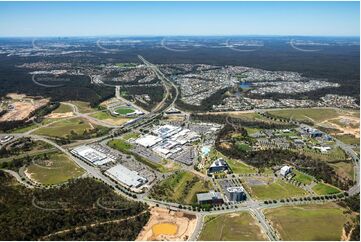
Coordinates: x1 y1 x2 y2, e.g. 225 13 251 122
136 207 197 241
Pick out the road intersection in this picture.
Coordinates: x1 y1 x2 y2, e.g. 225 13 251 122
1 57 359 241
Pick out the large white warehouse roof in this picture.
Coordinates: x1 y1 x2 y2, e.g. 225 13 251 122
105 164 147 188
135 134 162 148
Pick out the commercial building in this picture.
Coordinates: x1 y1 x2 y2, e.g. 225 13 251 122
208 158 229 174
152 124 182 138
280 165 292 177
226 186 247 202
313 146 331 154
196 190 224 205
105 164 147 188
135 135 162 148
71 145 114 166
0 135 13 144
134 124 201 159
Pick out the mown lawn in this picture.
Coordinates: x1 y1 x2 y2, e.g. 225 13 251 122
115 107 134 115
312 183 341 195
244 178 308 200
122 132 140 140
26 153 84 185
264 203 352 241
293 170 314 185
107 138 132 153
208 149 257 174
199 212 268 241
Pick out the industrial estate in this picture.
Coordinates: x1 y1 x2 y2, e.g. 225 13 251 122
0 12 359 241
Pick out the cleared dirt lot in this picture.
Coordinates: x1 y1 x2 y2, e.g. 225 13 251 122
0 94 49 122
136 207 197 241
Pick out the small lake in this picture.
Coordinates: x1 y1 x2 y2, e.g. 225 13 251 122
201 146 211 157
239 82 252 89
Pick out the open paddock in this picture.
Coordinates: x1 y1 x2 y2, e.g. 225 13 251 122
263 203 355 241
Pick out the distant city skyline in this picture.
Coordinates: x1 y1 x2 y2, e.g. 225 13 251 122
0 1 359 37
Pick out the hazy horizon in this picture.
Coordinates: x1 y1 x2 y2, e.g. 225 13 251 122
0 1 359 37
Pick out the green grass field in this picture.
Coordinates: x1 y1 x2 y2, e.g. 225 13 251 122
107 138 132 153
335 134 360 146
90 111 113 120
89 111 132 126
53 103 73 113
244 127 262 135
268 108 340 123
26 153 84 185
115 107 135 115
293 170 314 185
149 171 213 205
198 212 268 241
301 147 347 162
122 132 141 140
207 149 257 174
264 203 351 241
68 101 96 113
312 183 341 195
227 159 257 174
8 123 39 133
244 178 308 200
33 117 106 139
330 161 355 182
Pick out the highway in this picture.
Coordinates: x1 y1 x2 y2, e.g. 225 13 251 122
1 59 359 241
138 55 179 112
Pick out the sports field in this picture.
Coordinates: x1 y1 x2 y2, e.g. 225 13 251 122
25 153 84 185
311 182 341 195
198 212 268 241
264 203 351 241
243 178 308 200
149 171 213 205
33 117 106 139
115 107 135 115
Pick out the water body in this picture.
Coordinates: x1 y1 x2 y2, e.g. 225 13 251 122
239 81 252 89
201 146 211 157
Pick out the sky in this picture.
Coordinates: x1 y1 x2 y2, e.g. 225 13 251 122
0 1 359 37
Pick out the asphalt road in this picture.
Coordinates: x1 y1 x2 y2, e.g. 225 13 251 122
1 62 359 241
